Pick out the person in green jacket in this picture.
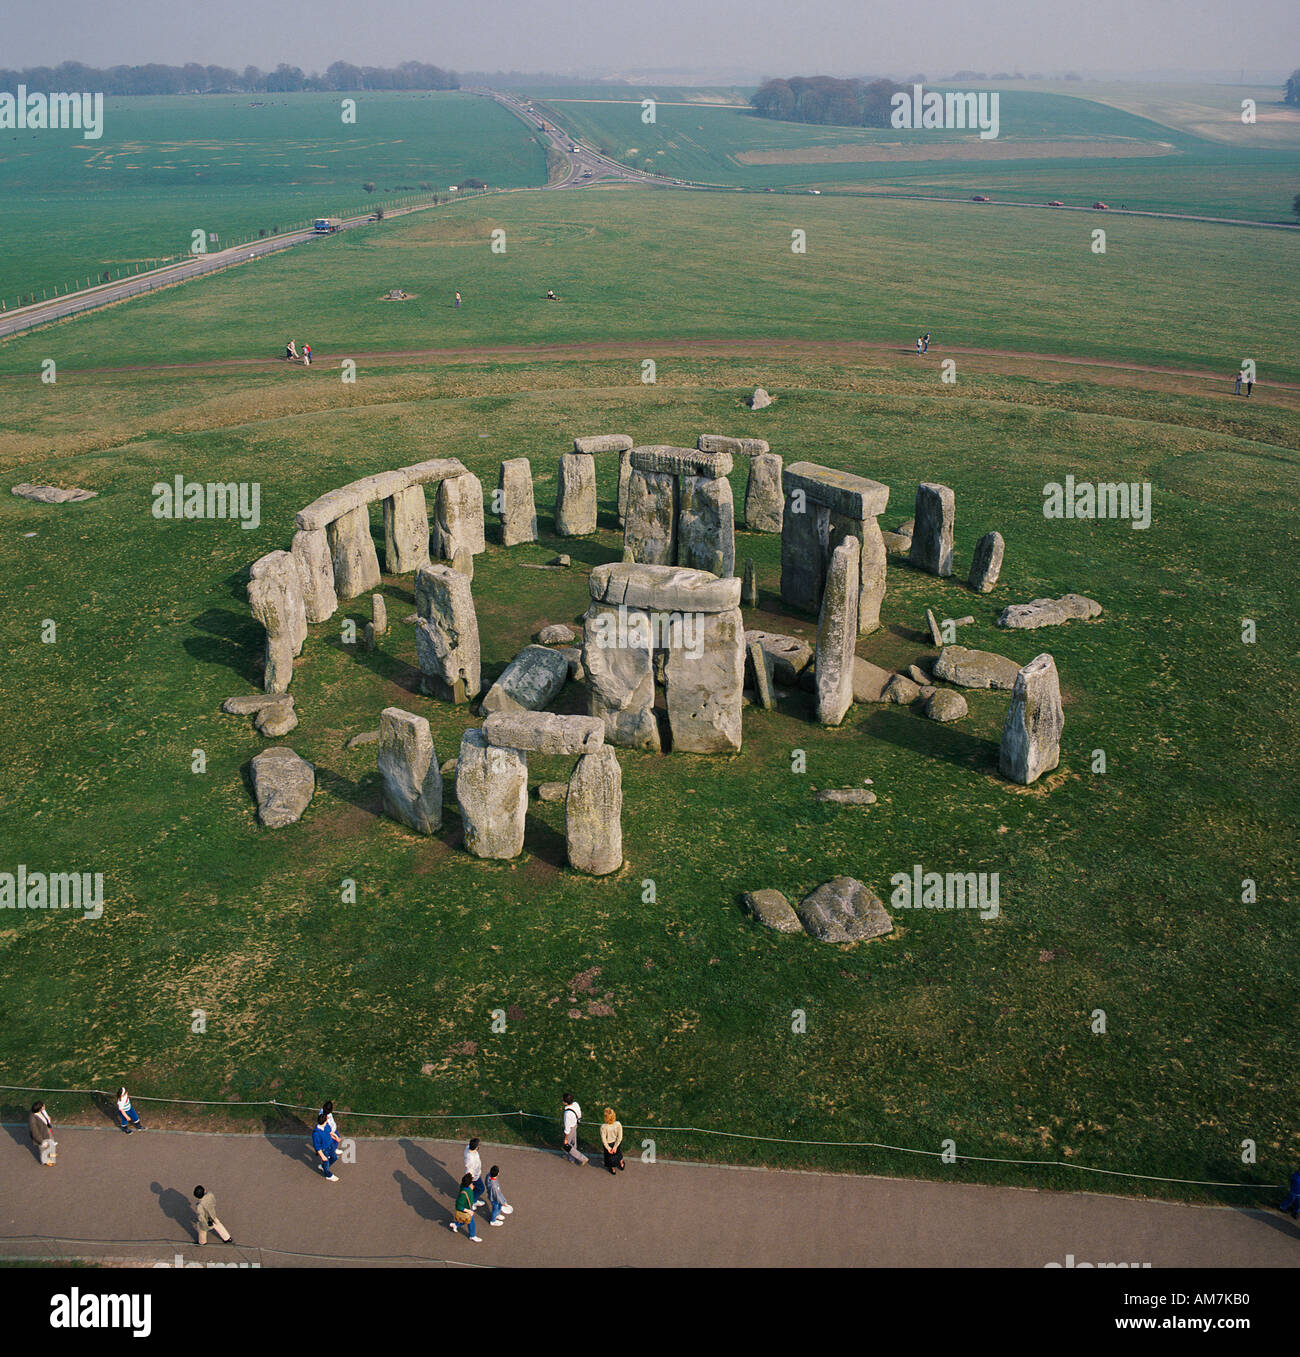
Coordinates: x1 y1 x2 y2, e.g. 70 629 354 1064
449 1173 481 1242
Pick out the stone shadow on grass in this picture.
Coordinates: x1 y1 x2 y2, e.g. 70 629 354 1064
313 762 383 817
186 608 263 684
861 705 998 773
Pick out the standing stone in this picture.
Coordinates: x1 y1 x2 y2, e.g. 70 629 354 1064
741 559 758 607
326 503 381 599
909 483 955 577
999 653 1064 785
480 645 571 715
248 550 308 694
291 527 338 624
678 473 735 578
746 639 775 710
665 607 745 753
582 602 660 751
455 729 527 859
555 452 597 537
433 472 485 560
857 517 887 634
616 448 634 526
414 563 481 701
363 621 377 652
250 747 315 828
371 594 387 636
815 537 860 726
565 746 623 875
382 483 431 575
377 707 442 833
780 497 829 615
452 547 473 580
969 531 1004 593
623 469 677 565
498 458 538 546
750 387 773 409
744 453 784 533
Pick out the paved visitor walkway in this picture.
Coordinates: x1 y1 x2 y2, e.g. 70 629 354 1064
1 1124 1295 1268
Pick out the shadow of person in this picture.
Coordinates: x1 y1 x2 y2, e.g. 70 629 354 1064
262 1113 317 1171
150 1181 196 1236
400 1138 458 1198
393 1168 441 1223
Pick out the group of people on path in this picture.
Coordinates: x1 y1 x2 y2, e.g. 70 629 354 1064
915 332 932 355
27 1089 142 1163
1233 367 1255 396
284 338 312 365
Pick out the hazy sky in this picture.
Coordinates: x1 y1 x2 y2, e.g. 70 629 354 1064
6 0 1297 78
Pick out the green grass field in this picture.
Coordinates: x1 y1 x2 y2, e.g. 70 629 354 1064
0 91 549 303
1 190 1295 384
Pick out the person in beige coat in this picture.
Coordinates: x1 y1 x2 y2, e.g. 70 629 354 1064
600 1107 625 1175
193 1186 235 1245
29 1100 57 1165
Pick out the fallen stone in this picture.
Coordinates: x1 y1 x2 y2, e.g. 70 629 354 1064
550 554 572 568
924 689 968 722
556 645 585 682
896 519 915 538
881 530 911 555
346 730 379 749
883 673 923 704
11 483 97 503
795 877 893 943
750 387 773 409
250 747 315 828
925 608 944 647
743 630 813 686
998 594 1102 629
933 645 1022 690
1000 653 1064 785
969 531 1005 593
920 685 936 699
907 663 930 685
223 693 293 716
479 645 570 715
814 788 878 805
256 703 299 737
566 746 623 875
456 729 527 858
909 483 955 577
743 889 803 934
378 707 443 833
483 711 604 755
537 623 577 645
536 782 567 802
953 615 975 627
852 658 895 703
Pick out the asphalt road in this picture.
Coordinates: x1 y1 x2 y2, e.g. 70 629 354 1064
2 1125 1294 1268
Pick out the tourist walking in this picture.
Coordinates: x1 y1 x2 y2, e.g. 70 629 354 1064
454 291 462 308
1234 369 1243 395
29 1100 57 1166
449 1173 481 1241
312 1113 340 1180
916 337 924 356
464 1136 486 1206
1279 1167 1300 1220
922 331 931 353
485 1165 514 1225
1245 372 1254 397
193 1186 234 1245
116 1086 143 1134
600 1107 625 1175
319 1099 340 1147
302 343 311 366
286 339 298 361
562 1093 588 1165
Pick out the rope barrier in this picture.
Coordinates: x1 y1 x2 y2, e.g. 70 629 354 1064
0 1083 1280 1192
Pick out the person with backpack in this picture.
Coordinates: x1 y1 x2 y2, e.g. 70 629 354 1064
312 1113 340 1181
600 1107 625 1175
116 1086 143 1134
449 1173 481 1241
562 1093 588 1165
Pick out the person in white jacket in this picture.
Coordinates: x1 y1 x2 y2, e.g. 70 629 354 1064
464 1137 486 1207
562 1094 588 1165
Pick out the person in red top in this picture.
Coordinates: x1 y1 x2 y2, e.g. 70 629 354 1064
302 344 311 366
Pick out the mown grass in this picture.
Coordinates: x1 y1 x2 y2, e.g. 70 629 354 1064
2 189 1296 385
0 352 1295 1201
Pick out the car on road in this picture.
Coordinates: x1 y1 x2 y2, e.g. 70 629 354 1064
1092 201 1109 210
808 188 821 194
1048 200 1064 207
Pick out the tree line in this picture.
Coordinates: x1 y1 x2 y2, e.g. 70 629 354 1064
751 76 906 127
0 60 458 95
